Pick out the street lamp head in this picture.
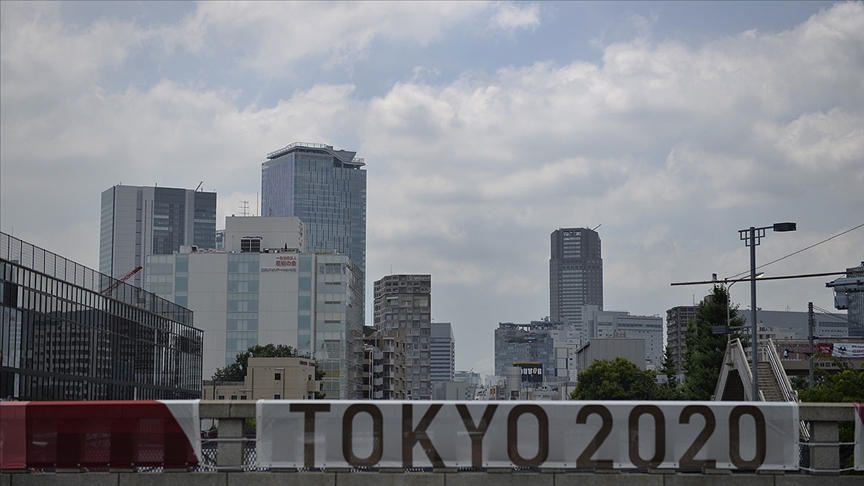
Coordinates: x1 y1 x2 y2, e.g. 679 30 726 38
772 222 797 232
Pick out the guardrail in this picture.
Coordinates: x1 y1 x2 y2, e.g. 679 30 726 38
1 400 860 477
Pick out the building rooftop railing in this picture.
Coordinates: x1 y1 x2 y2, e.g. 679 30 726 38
0 232 193 326
265 142 365 166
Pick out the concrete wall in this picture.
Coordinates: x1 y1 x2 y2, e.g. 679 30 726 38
2 472 861 486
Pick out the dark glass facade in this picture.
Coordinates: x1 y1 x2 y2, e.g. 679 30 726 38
1 232 203 401
550 227 604 325
99 185 217 289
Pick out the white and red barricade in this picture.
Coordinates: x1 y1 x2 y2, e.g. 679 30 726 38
0 400 200 469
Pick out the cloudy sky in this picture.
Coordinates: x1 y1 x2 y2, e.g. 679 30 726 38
2 1 862 376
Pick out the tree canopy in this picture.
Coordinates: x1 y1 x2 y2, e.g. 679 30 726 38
798 357 864 403
212 343 301 381
681 285 745 400
798 358 864 470
569 357 676 400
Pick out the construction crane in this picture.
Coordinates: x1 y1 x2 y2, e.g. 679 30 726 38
101 266 142 296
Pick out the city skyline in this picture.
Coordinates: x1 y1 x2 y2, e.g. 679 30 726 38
2 1 862 377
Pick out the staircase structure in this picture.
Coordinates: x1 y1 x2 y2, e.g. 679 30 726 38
713 338 797 403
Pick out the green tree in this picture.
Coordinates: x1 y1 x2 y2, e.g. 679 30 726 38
798 358 864 471
569 357 675 400
658 347 683 399
660 346 679 388
681 285 745 400
212 343 301 381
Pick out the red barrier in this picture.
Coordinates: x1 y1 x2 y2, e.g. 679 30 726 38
0 401 199 469
0 402 28 469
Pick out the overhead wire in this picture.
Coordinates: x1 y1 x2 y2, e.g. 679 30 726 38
726 222 864 280
811 304 850 324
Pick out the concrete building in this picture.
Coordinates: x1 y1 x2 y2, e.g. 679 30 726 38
146 216 364 399
494 320 581 383
842 261 864 337
100 185 216 289
665 305 697 372
1 232 203 401
432 381 477 400
361 326 408 399
202 357 318 400
582 307 664 369
430 322 455 383
261 142 366 277
373 274 432 399
665 299 851 373
739 309 850 341
550 227 603 328
454 370 482 386
575 338 647 372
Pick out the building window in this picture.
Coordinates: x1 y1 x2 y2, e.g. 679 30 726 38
274 394 281 399
241 237 261 253
231 395 237 400
218 395 225 400
275 372 282 380
240 395 247 400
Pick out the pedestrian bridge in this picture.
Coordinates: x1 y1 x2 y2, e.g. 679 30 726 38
1 400 861 485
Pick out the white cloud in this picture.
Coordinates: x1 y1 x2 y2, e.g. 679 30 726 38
0 2 149 109
487 2 541 32
1 1 862 377
165 1 488 74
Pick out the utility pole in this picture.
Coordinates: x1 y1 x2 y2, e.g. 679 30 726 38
808 302 815 387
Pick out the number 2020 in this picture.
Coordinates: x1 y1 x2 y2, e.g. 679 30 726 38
575 405 767 469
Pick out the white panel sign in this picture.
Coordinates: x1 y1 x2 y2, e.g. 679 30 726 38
855 403 863 471
256 401 799 470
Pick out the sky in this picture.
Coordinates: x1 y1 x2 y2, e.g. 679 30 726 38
1 1 862 377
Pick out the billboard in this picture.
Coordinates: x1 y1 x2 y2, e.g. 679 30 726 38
256 401 799 470
515 362 544 384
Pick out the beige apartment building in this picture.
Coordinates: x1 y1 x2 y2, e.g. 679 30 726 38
203 357 319 400
362 327 408 399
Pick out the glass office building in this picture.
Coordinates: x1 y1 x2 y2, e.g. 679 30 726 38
1 232 203 401
100 185 217 289
261 142 366 275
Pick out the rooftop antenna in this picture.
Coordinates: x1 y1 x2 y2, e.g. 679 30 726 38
239 201 250 217
592 224 602 231
195 181 204 192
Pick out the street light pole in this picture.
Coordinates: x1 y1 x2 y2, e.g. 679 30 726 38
749 226 759 401
738 222 796 402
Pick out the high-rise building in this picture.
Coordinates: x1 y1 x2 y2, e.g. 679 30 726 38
373 274 432 399
665 305 696 372
430 322 455 383
261 142 366 275
1 232 203 401
146 216 364 399
549 227 603 327
100 185 216 289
